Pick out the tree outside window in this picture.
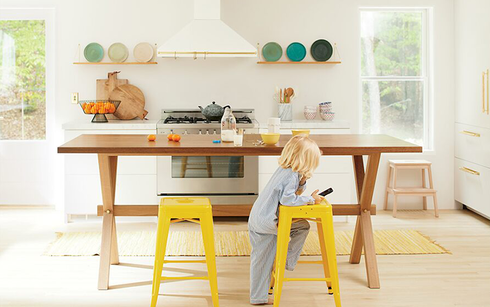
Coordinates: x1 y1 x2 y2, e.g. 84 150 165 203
361 10 429 148
0 20 46 140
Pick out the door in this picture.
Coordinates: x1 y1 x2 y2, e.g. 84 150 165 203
157 156 258 195
0 9 56 205
455 0 490 128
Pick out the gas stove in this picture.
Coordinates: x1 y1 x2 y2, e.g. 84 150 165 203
157 108 259 135
156 108 259 206
163 115 253 124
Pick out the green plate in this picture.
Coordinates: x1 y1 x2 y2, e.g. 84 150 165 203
262 42 282 62
286 42 306 62
108 42 129 62
311 39 333 61
84 43 104 63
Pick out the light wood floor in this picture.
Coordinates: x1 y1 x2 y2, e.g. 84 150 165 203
0 208 489 307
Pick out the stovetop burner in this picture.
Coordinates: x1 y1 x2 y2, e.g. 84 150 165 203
163 116 253 124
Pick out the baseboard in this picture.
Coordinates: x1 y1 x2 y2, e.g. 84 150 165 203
0 204 55 209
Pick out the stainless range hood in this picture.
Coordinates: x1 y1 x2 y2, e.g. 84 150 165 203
157 0 257 58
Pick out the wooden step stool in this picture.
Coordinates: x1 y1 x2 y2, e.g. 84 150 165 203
384 160 439 218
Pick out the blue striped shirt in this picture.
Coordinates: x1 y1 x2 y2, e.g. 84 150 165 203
248 167 314 234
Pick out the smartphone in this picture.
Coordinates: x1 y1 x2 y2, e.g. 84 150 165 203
318 188 334 197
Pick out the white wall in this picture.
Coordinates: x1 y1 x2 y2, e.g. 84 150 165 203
0 0 456 209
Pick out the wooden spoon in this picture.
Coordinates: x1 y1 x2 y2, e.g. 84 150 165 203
286 88 294 101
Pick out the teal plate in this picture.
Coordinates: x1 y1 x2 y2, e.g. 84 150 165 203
262 42 282 62
286 42 306 62
84 43 104 63
311 39 333 61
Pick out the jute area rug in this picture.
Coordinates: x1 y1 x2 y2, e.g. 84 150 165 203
44 230 450 257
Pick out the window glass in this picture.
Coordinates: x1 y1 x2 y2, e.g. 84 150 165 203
172 156 245 178
361 10 428 148
0 20 46 140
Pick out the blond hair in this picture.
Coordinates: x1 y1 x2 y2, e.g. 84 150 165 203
278 135 321 179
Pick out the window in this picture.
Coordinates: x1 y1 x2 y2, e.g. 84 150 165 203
360 9 431 148
0 19 46 140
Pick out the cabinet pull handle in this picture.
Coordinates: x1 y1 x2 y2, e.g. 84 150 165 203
487 69 489 115
484 70 489 114
459 167 480 176
460 130 481 137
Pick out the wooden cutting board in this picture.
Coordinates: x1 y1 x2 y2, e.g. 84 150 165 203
96 71 128 101
109 84 148 120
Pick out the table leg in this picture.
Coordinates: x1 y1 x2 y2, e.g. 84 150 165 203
97 155 118 290
349 156 364 264
350 154 381 289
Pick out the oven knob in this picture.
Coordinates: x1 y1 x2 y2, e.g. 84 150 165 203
184 130 188 135
199 129 202 135
170 129 174 134
213 129 217 134
206 130 209 135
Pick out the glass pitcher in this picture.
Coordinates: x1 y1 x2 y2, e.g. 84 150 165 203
221 105 236 142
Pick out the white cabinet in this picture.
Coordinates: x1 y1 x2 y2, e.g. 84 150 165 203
454 0 490 219
454 158 490 218
454 123 490 168
455 0 490 129
63 127 158 219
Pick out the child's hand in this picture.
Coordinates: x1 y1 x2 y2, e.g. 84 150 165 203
311 189 325 204
299 176 307 186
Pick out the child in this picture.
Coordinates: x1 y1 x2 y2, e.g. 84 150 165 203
248 134 324 305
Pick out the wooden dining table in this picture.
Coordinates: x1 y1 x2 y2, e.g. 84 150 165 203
58 133 422 290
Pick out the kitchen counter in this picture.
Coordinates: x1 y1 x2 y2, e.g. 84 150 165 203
62 119 349 131
62 119 158 130
259 120 350 129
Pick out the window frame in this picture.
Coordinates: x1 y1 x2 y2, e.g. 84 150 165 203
0 8 54 143
359 7 433 150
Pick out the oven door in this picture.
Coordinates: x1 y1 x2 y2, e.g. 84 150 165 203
157 156 258 195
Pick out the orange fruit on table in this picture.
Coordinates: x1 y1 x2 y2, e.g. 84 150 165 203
172 134 181 142
167 134 174 141
147 134 156 141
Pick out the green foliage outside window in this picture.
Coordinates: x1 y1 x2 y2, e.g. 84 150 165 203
0 20 46 140
361 11 426 146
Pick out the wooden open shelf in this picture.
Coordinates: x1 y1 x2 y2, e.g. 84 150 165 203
73 62 158 65
257 61 341 65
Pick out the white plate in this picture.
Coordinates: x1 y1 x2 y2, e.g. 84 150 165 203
133 42 154 62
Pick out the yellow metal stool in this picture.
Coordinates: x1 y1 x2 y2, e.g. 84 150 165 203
270 200 341 307
150 197 219 307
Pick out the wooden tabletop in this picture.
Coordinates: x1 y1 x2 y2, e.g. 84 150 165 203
58 134 422 156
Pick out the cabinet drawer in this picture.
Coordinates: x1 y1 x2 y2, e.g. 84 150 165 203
65 155 156 175
454 158 490 218
455 123 490 168
65 174 158 215
259 156 352 174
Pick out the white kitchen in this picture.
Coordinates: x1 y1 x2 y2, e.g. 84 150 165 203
0 0 489 306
